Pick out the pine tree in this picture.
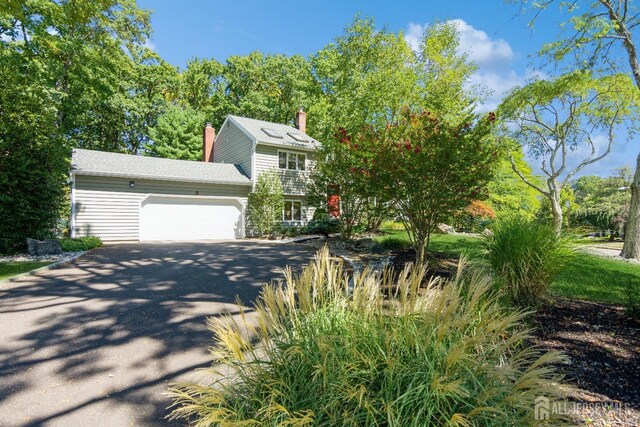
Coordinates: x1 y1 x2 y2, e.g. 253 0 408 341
146 106 206 160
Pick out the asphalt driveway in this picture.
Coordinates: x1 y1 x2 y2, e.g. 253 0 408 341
0 241 316 426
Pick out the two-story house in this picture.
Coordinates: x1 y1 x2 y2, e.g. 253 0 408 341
70 109 318 242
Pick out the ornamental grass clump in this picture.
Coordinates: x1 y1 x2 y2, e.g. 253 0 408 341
169 247 568 426
484 217 573 308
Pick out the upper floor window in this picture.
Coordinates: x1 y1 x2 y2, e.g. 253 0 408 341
278 150 306 171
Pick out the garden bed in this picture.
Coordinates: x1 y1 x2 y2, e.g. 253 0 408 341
291 234 640 424
531 299 640 426
388 248 457 282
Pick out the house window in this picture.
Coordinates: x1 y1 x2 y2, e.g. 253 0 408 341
283 200 302 222
278 150 305 171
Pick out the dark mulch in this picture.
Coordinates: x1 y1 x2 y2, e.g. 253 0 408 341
389 248 456 282
531 299 640 425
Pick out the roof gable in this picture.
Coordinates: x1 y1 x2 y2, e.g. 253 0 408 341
227 115 319 151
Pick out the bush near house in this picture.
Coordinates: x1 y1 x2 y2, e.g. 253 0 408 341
169 248 567 426
58 237 103 252
246 170 284 237
303 215 339 237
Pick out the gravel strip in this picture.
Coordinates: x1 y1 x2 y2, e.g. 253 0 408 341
0 251 85 263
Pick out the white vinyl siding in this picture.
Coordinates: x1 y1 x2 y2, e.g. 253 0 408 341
73 175 249 241
213 121 253 177
255 144 314 196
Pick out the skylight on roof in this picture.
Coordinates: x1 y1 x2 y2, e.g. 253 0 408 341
261 128 283 139
287 132 308 142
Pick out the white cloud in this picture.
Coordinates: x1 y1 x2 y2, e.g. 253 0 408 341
143 38 155 51
448 19 514 70
404 20 632 176
405 20 530 112
405 22 424 52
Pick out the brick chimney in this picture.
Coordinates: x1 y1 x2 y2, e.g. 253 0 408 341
203 122 215 162
295 107 307 134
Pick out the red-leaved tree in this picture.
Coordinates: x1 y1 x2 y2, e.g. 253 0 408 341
354 108 499 263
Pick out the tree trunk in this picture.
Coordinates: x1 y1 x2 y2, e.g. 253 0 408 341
622 153 640 258
416 236 427 266
550 193 563 235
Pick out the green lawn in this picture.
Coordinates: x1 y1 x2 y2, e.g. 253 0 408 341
553 252 639 304
376 228 639 305
0 261 52 281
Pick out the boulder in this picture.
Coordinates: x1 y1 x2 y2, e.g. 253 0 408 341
353 238 375 252
26 238 63 256
434 223 456 235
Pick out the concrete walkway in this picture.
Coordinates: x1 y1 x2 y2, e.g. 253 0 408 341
0 241 315 426
580 246 640 264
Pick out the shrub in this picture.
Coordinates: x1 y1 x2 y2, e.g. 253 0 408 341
58 236 103 252
378 235 411 251
303 216 339 237
246 170 284 237
484 217 573 308
169 247 567 426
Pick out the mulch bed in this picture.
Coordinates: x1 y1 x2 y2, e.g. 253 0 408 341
530 299 640 426
391 248 640 425
389 248 456 283
323 239 640 425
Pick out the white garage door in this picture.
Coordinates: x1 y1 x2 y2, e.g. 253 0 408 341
140 196 243 241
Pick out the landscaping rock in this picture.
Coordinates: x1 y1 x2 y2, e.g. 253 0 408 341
353 238 375 252
434 223 456 235
26 238 62 256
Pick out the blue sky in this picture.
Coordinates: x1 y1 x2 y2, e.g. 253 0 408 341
138 0 637 177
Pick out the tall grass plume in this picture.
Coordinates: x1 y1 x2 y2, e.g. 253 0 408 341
169 246 568 426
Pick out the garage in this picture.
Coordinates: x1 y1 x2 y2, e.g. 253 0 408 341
140 196 244 241
71 149 252 242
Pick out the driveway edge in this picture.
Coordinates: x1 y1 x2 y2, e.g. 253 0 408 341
0 251 89 286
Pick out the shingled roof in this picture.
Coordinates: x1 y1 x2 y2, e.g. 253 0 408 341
227 115 319 151
71 149 252 185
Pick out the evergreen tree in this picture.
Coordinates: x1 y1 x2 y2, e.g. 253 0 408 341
146 106 206 160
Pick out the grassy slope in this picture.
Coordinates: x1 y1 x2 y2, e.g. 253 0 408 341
376 230 639 305
0 261 52 280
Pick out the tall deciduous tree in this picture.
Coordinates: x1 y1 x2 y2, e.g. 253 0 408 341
0 0 160 251
147 105 206 160
0 50 67 253
179 58 230 129
487 148 541 219
498 72 638 234
308 18 481 239
225 52 319 128
519 0 640 256
310 17 420 142
572 168 632 238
